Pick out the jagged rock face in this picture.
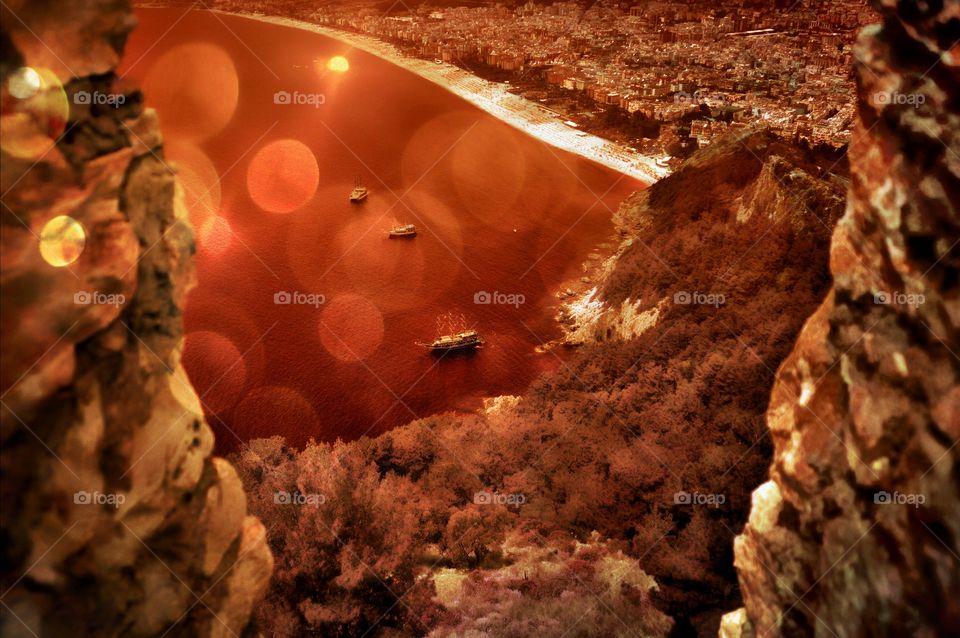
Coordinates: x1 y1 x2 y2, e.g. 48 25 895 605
0 1 272 636
731 2 958 636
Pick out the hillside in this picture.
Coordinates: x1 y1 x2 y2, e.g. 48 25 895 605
234 127 847 636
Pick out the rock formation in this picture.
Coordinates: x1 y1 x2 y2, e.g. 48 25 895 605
729 1 959 635
0 1 272 636
559 126 846 350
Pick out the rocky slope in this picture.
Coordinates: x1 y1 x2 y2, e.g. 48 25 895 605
0 1 271 636
727 1 959 636
559 127 846 347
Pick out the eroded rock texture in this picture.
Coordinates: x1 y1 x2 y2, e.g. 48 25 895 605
0 1 271 636
730 2 959 637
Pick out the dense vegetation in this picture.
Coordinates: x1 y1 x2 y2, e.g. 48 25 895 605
233 129 846 636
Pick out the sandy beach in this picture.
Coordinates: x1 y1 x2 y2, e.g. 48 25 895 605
194 8 670 184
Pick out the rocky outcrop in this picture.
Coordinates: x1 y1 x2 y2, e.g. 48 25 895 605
0 1 271 636
557 285 665 345
735 154 847 232
557 126 845 349
731 1 959 636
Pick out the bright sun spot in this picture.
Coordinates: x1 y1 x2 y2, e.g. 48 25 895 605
39 215 86 267
8 66 41 99
326 56 350 73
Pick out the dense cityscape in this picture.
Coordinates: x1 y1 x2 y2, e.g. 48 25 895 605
207 0 875 163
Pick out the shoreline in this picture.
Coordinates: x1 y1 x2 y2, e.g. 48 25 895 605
137 4 668 184
134 3 657 356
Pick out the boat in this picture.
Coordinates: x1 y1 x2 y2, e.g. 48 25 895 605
417 329 484 352
388 223 417 238
417 312 483 352
349 176 368 203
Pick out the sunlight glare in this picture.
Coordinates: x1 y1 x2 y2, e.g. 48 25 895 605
326 56 350 73
8 67 41 99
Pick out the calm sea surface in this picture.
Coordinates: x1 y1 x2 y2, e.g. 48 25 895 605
121 8 642 451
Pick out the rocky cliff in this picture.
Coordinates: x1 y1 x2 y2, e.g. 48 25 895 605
728 1 959 636
0 1 271 636
558 126 846 349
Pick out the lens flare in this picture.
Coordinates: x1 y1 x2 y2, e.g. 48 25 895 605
235 386 319 441
198 216 233 255
167 141 221 230
142 42 239 142
182 330 247 412
39 215 86 267
246 139 319 214
8 66 41 99
318 294 384 362
0 67 69 159
326 56 350 73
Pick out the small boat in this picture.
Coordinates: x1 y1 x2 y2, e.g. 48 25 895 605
349 176 368 203
417 329 484 352
388 223 417 238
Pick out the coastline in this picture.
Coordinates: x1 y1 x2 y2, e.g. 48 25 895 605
134 3 662 355
138 4 669 184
